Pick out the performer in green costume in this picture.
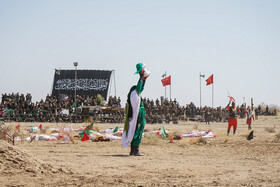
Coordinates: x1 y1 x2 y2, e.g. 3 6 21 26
122 63 150 156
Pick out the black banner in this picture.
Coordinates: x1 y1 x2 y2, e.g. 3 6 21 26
51 69 112 100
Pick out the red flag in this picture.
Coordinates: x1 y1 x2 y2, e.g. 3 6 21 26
39 124 42 129
81 132 90 141
206 74 213 85
161 76 171 86
228 96 236 103
15 124 20 130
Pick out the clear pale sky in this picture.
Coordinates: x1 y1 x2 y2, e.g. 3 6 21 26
0 0 279 107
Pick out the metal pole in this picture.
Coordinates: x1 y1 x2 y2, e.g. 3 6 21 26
200 72 201 108
75 66 77 114
113 70 117 97
58 68 61 101
199 73 205 108
212 82 214 108
165 71 167 99
108 74 112 97
170 78 171 101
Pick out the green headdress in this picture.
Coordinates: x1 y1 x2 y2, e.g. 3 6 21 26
134 63 143 74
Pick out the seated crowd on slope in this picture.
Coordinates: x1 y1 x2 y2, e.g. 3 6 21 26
0 93 277 123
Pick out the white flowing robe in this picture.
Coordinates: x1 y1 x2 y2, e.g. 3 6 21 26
121 90 140 147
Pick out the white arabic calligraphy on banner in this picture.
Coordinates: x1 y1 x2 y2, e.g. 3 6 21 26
54 78 109 91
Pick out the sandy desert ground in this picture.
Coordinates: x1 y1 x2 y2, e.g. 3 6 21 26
1 115 280 186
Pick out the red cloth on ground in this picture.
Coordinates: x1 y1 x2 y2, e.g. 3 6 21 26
81 132 89 141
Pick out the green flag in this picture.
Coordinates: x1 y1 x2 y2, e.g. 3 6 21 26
161 126 167 138
79 130 91 136
113 126 118 133
29 127 33 133
88 121 94 129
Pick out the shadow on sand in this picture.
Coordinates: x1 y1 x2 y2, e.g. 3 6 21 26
99 154 130 157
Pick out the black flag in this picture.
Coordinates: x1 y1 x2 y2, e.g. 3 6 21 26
247 130 254 140
52 69 112 100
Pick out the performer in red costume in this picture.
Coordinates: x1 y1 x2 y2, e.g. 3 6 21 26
226 100 241 135
244 108 254 130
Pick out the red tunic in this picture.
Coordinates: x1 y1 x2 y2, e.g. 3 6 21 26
244 110 254 125
226 106 241 130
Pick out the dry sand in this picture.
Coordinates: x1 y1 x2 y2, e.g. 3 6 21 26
1 115 280 186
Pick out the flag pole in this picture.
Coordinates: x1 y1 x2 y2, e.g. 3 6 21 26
113 70 117 97
200 72 202 108
165 71 167 99
199 73 205 108
212 80 214 108
170 77 171 101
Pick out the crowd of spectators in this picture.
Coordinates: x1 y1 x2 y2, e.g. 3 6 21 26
143 98 277 124
107 96 121 108
0 93 121 123
144 98 228 124
0 93 277 124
